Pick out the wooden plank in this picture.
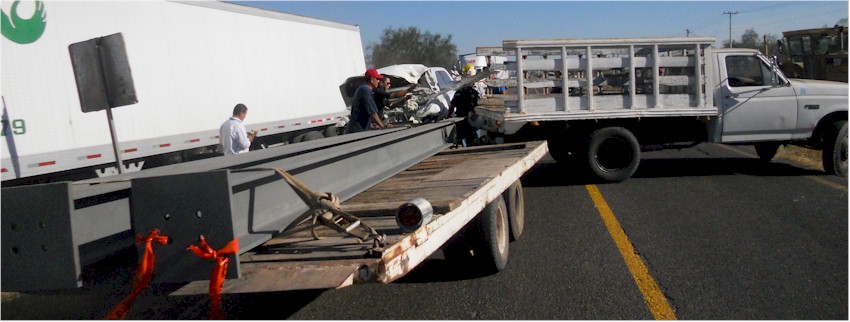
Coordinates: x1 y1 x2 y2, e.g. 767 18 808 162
424 158 516 182
171 258 381 295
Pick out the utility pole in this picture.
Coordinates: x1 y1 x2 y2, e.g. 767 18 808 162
724 11 738 48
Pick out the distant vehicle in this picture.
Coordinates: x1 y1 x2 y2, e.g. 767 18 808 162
778 26 848 82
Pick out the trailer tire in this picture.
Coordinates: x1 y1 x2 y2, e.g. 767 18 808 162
586 127 640 182
823 120 848 178
324 126 339 138
290 133 307 144
303 131 324 142
754 142 781 162
473 196 510 273
502 180 524 242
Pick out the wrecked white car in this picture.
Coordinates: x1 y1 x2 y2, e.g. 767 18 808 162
340 64 459 125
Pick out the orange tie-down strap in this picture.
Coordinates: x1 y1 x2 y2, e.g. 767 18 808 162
105 229 170 320
187 235 239 320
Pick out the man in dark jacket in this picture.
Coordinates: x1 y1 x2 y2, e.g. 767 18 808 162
347 69 391 133
448 83 480 146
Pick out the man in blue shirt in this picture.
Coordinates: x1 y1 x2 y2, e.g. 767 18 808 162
220 103 256 155
347 68 391 133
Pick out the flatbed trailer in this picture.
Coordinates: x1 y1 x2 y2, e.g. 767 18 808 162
1 140 548 319
173 141 547 295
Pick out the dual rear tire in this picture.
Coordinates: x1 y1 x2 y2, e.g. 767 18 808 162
549 126 640 183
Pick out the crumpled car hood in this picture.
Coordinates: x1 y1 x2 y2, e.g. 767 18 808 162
378 64 428 84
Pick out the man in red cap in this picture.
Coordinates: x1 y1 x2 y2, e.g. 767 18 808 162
347 68 391 133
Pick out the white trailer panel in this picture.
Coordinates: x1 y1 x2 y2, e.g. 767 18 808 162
1 1 365 180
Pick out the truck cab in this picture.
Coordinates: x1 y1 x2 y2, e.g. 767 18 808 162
712 48 847 174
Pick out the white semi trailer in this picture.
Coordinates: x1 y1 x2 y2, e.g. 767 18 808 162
1 0 365 185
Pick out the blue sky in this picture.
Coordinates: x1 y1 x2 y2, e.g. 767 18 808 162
236 1 848 57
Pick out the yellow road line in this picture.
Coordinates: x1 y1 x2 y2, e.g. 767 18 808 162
585 185 677 320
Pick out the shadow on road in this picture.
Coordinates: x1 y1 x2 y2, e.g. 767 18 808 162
633 157 823 178
520 156 827 188
394 253 495 284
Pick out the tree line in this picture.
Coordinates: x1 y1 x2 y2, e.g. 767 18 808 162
367 18 849 69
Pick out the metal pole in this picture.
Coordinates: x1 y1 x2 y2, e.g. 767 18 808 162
724 11 738 48
561 46 569 111
95 37 125 174
105 107 124 174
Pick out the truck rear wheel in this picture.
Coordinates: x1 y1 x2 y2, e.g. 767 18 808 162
823 120 848 178
472 196 510 273
754 142 781 162
502 180 524 242
585 127 640 182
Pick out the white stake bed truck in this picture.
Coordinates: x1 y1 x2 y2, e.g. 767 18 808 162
1 0 365 185
475 37 848 182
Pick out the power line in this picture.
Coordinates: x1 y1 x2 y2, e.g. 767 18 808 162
738 1 810 14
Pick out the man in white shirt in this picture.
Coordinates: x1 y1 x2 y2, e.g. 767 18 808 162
220 103 256 155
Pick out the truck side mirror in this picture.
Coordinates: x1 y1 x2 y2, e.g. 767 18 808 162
776 40 784 54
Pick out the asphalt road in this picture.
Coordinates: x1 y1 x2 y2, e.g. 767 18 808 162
2 143 847 319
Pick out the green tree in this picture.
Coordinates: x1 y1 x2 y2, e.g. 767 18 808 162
368 27 457 69
724 28 779 56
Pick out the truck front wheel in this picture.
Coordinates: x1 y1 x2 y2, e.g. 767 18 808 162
586 127 640 182
823 120 848 178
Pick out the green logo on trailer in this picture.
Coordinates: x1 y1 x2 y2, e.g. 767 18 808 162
2 0 46 44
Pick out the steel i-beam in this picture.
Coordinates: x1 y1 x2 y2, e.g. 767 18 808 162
1 128 403 291
129 121 454 284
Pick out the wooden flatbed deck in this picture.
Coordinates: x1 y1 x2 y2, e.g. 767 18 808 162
173 141 548 295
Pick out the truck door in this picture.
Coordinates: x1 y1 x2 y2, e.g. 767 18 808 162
717 53 797 142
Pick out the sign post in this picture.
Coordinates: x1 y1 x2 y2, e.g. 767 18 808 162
69 33 137 174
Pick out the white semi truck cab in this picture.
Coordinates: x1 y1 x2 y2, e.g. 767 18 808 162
474 37 848 182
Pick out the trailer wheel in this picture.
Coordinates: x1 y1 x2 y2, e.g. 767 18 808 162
473 196 510 273
586 127 640 182
290 133 307 144
324 126 339 138
754 142 781 162
303 131 324 142
823 120 848 178
502 180 524 242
